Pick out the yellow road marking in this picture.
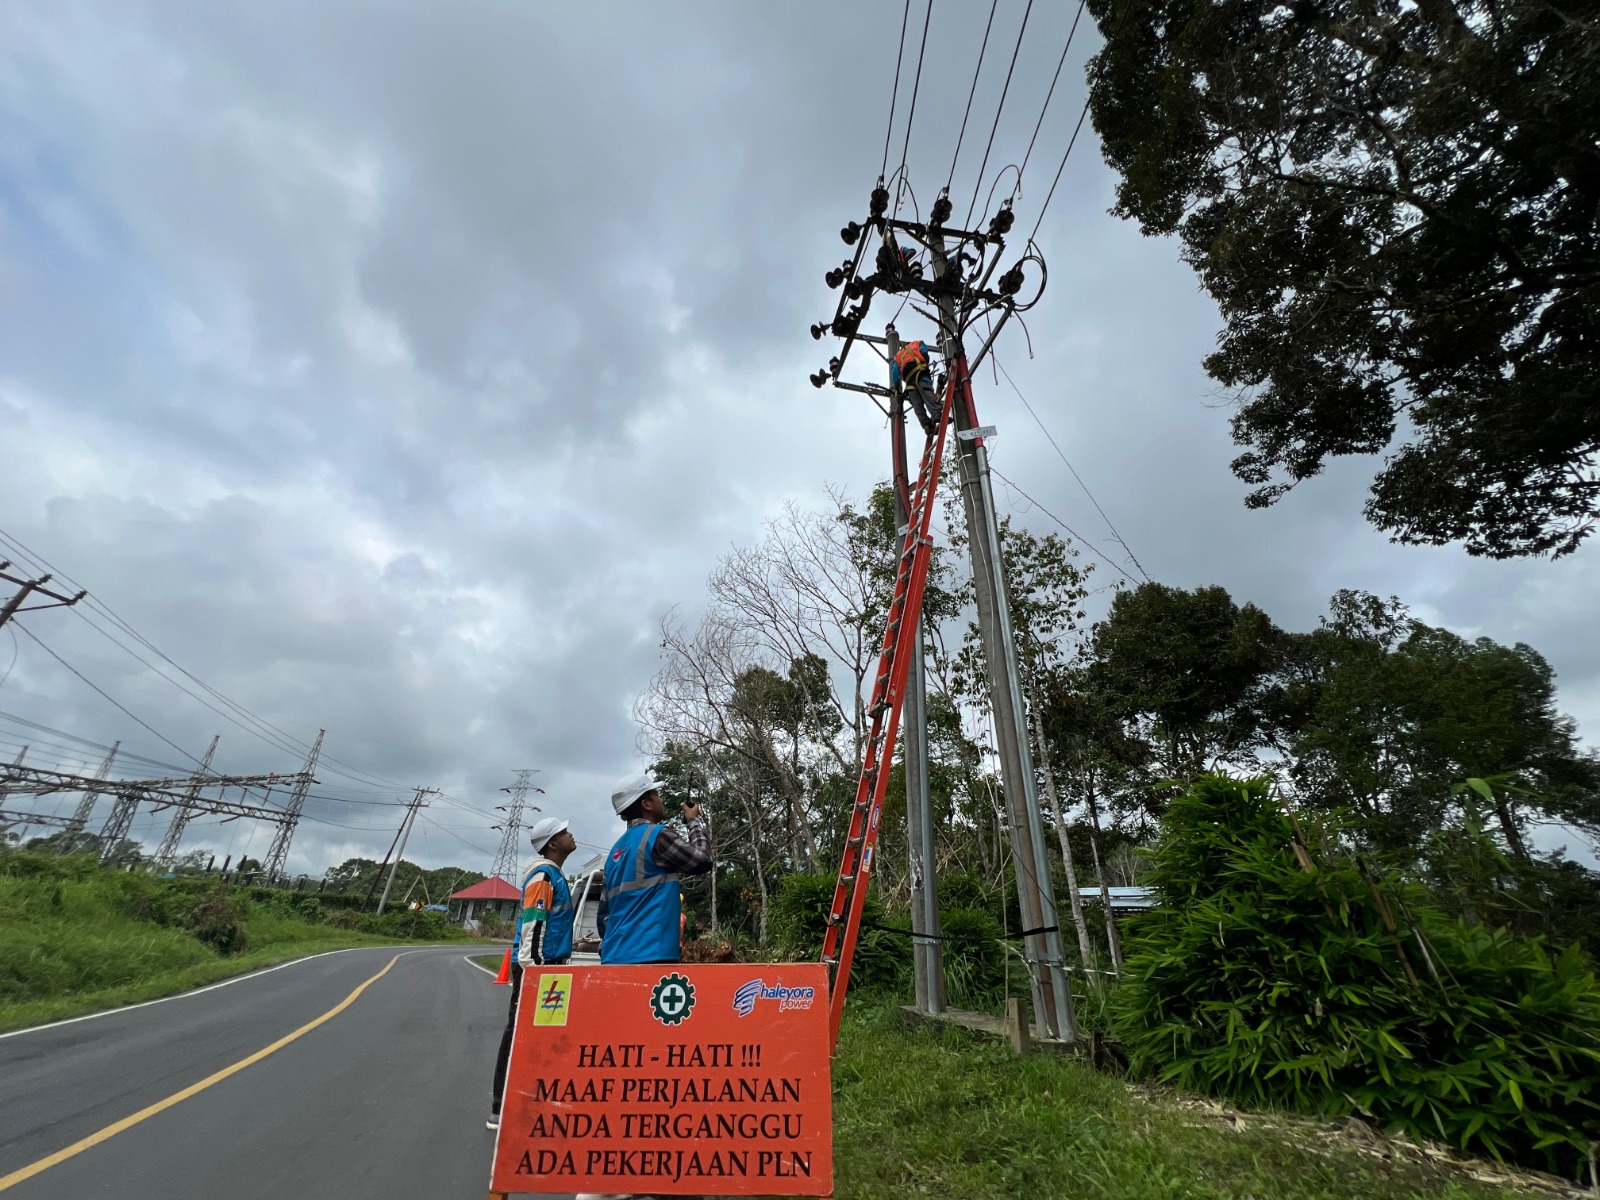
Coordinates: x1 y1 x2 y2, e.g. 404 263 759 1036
0 952 406 1192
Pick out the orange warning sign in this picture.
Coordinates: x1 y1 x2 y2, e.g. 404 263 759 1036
490 963 832 1196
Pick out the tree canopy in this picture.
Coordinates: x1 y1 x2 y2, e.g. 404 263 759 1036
1086 0 1600 557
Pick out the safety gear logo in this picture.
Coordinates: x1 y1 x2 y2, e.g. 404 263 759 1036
649 972 696 1026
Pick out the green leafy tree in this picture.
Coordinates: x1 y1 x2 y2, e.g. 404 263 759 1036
1284 590 1600 858
1086 0 1600 557
1081 583 1286 779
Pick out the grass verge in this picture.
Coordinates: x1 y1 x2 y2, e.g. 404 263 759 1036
0 850 493 1032
830 998 1559 1200
0 932 404 1032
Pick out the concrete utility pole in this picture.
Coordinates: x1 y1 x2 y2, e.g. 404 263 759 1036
152 735 220 871
886 324 945 1016
491 769 542 884
928 235 1078 1044
59 741 119 855
260 730 323 884
0 563 86 633
376 787 433 916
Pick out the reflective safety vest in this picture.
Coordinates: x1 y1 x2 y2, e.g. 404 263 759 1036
600 824 681 964
516 861 574 963
893 341 931 389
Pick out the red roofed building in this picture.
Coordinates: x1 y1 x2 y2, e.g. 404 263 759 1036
449 877 522 927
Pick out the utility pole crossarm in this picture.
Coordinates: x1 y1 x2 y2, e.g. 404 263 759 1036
0 567 87 626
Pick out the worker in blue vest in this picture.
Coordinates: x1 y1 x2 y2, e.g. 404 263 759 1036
597 773 711 964
587 784 710 1200
487 814 576 1131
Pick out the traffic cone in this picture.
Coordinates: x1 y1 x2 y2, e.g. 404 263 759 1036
493 947 512 985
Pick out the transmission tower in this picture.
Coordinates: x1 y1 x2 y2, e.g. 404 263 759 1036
259 729 323 884
152 735 220 870
490 769 542 883
58 741 120 854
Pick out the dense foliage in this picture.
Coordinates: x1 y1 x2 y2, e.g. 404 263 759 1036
1085 0 1600 557
1112 776 1600 1175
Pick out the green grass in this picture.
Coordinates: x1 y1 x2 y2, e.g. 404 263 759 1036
829 999 1547 1200
0 851 487 1032
0 931 404 1032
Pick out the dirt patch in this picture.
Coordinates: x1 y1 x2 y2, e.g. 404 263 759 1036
1129 1084 1595 1198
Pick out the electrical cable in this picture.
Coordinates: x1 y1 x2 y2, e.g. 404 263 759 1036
1026 0 1135 243
964 0 1033 226
992 355 1151 581
0 527 428 794
947 0 999 193
881 0 913 180
1014 0 1087 194
10 622 214 771
894 0 936 215
0 627 17 692
989 466 1138 585
421 813 498 860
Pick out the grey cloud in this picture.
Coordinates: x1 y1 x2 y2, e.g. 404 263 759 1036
1 0 1594 880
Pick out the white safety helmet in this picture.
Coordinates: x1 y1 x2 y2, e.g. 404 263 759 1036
610 772 662 816
527 815 570 853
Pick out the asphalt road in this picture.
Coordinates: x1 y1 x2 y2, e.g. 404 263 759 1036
0 946 567 1199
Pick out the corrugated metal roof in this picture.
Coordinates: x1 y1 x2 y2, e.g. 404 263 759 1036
449 877 522 901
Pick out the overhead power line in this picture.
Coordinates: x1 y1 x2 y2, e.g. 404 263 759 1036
1026 0 1135 244
993 355 1152 582
881 0 913 180
947 0 999 192
964 0 1033 225
10 623 213 772
894 0 935 214
989 466 1138 586
0 527 415 795
1015 1 1087 191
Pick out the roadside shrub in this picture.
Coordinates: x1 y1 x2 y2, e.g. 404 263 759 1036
681 938 744 963
476 912 510 940
186 887 250 955
1112 774 1600 1178
769 873 908 993
768 874 836 959
358 908 466 941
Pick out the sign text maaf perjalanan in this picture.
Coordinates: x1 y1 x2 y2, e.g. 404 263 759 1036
491 963 833 1196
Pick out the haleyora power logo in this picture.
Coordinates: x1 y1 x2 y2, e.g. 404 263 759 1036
733 978 817 1017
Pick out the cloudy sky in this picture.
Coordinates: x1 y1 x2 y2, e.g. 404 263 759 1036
2 0 1594 879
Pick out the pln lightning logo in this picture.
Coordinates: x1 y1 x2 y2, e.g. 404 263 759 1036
733 978 816 1017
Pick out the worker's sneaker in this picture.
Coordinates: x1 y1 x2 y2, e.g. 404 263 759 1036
485 1110 500 1131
